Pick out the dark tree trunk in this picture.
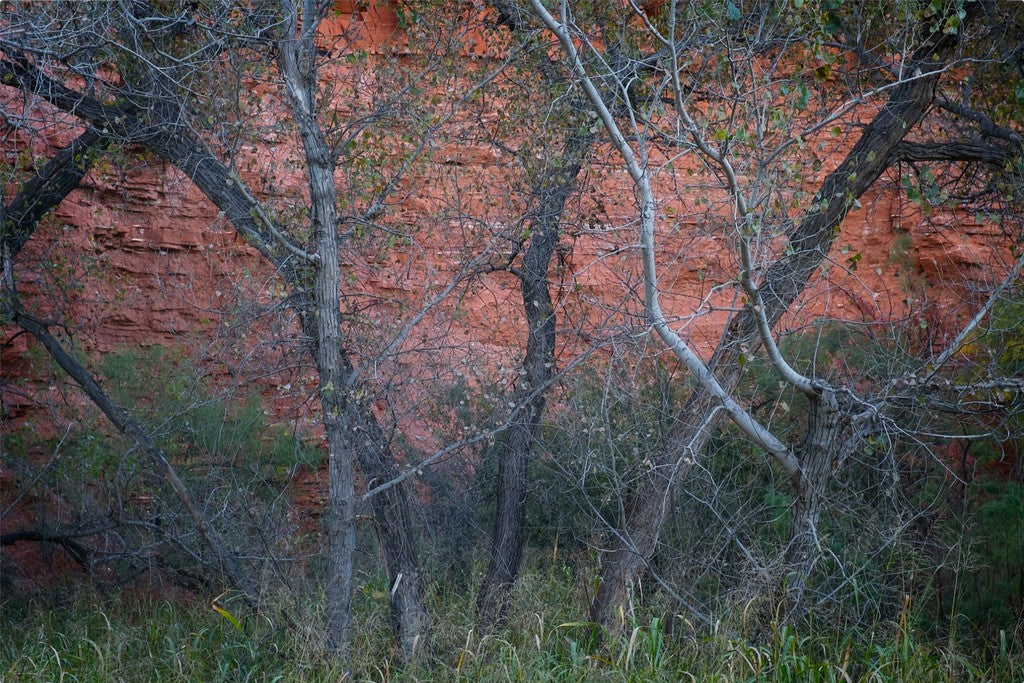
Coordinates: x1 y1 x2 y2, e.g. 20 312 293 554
1 128 109 260
1 39 429 658
476 131 593 631
348 399 428 657
1 127 258 607
474 210 558 629
590 382 730 630
591 15 966 633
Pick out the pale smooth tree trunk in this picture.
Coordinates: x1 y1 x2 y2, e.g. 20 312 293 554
590 37 964 633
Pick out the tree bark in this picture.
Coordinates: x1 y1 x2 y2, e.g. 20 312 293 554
1 128 109 260
785 388 842 618
590 13 967 632
476 129 594 631
347 397 428 657
3 37 428 657
590 380 729 630
278 24 358 655
278 16 427 655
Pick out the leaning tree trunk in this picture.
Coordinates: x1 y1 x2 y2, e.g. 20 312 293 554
476 130 594 631
10 310 260 607
1 128 108 260
2 127 259 607
590 379 731 630
590 13 966 633
2 37 428 656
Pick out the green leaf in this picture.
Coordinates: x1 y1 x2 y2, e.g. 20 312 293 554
795 83 810 111
727 2 741 20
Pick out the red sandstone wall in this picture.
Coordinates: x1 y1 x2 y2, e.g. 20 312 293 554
1 3 1013 440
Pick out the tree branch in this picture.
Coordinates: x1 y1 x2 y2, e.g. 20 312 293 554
1 128 110 260
890 140 1018 166
529 0 802 481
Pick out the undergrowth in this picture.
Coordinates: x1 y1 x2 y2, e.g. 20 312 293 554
2 567 1019 682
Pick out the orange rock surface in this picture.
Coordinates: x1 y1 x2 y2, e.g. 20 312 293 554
1 4 1012 462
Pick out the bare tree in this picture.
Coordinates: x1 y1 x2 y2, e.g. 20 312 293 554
1 127 261 607
528 0 1022 630
467 1 602 629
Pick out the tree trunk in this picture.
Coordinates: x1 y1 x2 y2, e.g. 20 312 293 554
476 131 593 631
279 16 427 655
1 128 108 260
278 26 357 653
590 378 730 630
475 388 547 628
298 138 357 658
347 399 428 658
2 127 258 607
590 13 965 633
785 388 841 618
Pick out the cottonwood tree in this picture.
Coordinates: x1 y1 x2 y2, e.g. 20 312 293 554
528 0 1023 630
0 0 480 656
466 1 603 629
473 0 687 626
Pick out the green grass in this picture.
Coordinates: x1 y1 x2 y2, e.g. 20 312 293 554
2 568 1020 682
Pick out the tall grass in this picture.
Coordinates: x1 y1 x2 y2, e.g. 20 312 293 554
2 566 1019 682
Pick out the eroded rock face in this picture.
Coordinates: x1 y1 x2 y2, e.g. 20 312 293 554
2 141 1004 425
2 4 1009 427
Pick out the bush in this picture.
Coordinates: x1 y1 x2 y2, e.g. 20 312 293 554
2 345 321 597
